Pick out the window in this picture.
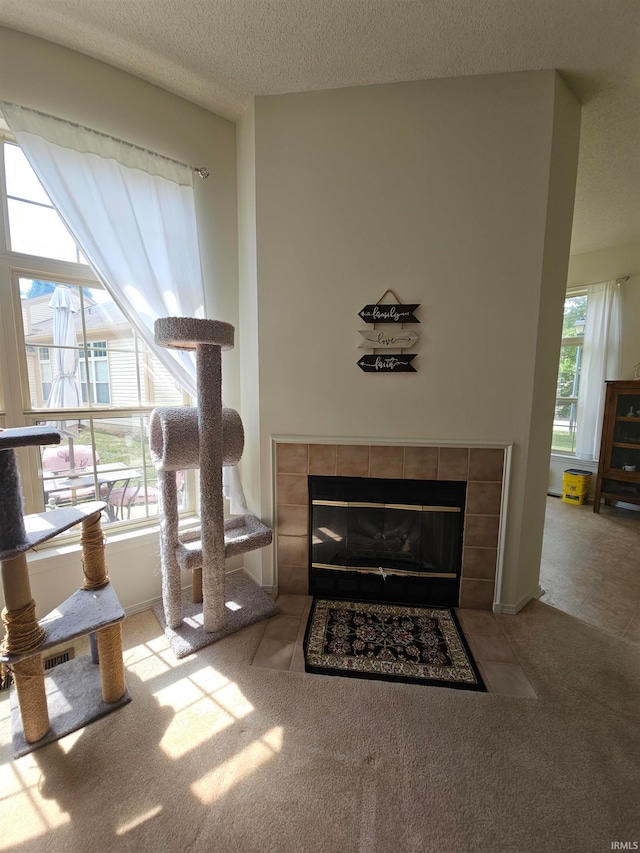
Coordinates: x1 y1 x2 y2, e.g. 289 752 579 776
80 341 110 405
552 293 588 454
4 141 87 264
0 138 191 528
38 346 52 400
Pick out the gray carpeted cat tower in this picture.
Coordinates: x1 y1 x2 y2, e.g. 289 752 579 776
0 426 130 758
151 317 276 658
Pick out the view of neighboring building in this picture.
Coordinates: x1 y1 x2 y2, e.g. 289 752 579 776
0 140 190 525
22 286 182 410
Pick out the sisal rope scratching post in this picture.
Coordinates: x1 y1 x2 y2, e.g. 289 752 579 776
97 624 126 703
192 565 203 603
11 654 50 743
81 512 109 589
80 512 126 703
1 554 50 743
0 445 51 742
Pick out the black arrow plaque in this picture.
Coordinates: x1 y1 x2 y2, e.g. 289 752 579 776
358 303 420 324
357 354 417 373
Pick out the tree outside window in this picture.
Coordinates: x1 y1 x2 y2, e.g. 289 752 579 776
552 294 588 454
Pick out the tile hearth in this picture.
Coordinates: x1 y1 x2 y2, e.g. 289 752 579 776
252 594 536 698
274 441 507 610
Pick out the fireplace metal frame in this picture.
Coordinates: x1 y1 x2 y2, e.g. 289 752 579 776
308 475 466 607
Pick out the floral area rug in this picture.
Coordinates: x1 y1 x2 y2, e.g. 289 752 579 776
304 598 486 691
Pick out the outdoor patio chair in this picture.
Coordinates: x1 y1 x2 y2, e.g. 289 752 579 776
42 444 102 506
106 472 183 520
42 444 100 474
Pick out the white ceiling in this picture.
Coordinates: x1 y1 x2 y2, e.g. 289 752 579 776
1 0 638 255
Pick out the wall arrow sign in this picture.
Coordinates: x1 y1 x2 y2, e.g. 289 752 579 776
357 354 417 372
358 304 420 324
358 302 420 323
358 328 419 349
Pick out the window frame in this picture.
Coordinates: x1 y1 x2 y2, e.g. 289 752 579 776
79 340 111 405
552 289 588 456
0 133 194 531
37 345 53 401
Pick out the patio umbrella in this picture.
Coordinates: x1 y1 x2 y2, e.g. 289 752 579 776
45 285 83 470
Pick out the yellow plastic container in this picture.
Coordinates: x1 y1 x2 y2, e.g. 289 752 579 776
562 490 588 506
562 469 592 505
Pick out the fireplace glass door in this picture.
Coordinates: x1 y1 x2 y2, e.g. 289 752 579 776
309 476 466 607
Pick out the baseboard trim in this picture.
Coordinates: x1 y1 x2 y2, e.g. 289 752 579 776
493 584 543 615
124 570 276 617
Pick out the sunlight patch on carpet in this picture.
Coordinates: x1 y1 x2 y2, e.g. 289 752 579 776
190 726 283 804
116 805 163 837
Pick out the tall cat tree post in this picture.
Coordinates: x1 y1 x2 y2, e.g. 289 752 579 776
153 318 273 638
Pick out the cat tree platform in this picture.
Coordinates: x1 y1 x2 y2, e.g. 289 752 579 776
2 579 129 758
0 503 130 758
0 501 113 559
1 427 129 758
175 515 273 571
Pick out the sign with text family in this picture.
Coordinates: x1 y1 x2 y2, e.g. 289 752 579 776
357 354 417 373
358 304 420 324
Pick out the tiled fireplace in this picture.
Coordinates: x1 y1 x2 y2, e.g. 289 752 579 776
274 441 508 610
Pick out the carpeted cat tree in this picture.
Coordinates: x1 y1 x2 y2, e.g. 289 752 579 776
0 425 130 758
151 317 276 657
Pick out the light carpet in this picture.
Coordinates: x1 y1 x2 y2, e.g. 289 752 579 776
0 599 637 852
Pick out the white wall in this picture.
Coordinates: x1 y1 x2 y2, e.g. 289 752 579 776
0 35 585 615
0 29 240 615
243 71 581 611
236 102 264 583
549 240 640 495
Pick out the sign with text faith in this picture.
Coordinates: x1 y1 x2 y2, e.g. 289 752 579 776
357 354 417 373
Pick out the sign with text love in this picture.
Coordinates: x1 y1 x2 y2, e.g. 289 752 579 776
358 328 419 349
358 304 420 324
357 354 417 373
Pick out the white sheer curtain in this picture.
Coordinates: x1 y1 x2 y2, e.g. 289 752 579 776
2 102 248 514
575 280 622 461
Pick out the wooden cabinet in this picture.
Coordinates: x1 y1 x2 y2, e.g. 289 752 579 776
593 379 640 512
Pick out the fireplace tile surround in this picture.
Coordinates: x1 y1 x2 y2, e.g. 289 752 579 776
274 441 508 610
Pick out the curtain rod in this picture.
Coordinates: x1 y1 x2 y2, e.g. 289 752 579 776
567 274 630 292
0 101 210 179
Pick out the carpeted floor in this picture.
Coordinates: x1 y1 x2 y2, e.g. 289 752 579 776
0 598 638 852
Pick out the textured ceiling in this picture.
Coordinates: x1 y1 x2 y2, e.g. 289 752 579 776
0 0 638 255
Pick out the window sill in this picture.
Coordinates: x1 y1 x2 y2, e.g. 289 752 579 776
551 451 598 465
25 514 200 575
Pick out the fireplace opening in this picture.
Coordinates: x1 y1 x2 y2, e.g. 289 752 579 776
309 476 466 607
